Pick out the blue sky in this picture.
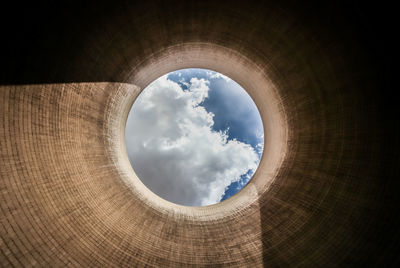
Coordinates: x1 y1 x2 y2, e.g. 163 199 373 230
125 68 263 206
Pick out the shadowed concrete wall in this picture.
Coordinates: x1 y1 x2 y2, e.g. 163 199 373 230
0 1 398 267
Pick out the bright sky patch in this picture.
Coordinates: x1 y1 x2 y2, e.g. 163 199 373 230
125 69 263 206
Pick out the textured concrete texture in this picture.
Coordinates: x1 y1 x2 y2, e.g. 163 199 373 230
0 1 398 267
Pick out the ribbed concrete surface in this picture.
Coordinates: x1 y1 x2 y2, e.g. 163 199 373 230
0 1 398 267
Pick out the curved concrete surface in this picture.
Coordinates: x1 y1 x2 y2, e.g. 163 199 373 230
0 1 398 267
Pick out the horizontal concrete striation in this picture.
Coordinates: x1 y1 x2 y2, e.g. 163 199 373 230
0 1 397 267
0 83 266 267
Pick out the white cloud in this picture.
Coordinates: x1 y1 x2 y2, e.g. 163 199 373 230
179 78 189 88
256 142 264 156
125 75 258 206
206 71 232 82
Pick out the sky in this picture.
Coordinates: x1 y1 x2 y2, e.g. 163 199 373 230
125 68 264 206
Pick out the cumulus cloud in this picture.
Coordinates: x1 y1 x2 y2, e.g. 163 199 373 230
125 75 258 206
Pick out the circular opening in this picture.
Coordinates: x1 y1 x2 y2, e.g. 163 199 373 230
125 68 264 206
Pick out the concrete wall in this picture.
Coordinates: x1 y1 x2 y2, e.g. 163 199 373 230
0 1 397 267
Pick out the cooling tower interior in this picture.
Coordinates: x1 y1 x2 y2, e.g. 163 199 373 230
0 1 398 267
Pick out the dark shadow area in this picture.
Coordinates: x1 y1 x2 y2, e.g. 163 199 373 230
257 3 399 266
